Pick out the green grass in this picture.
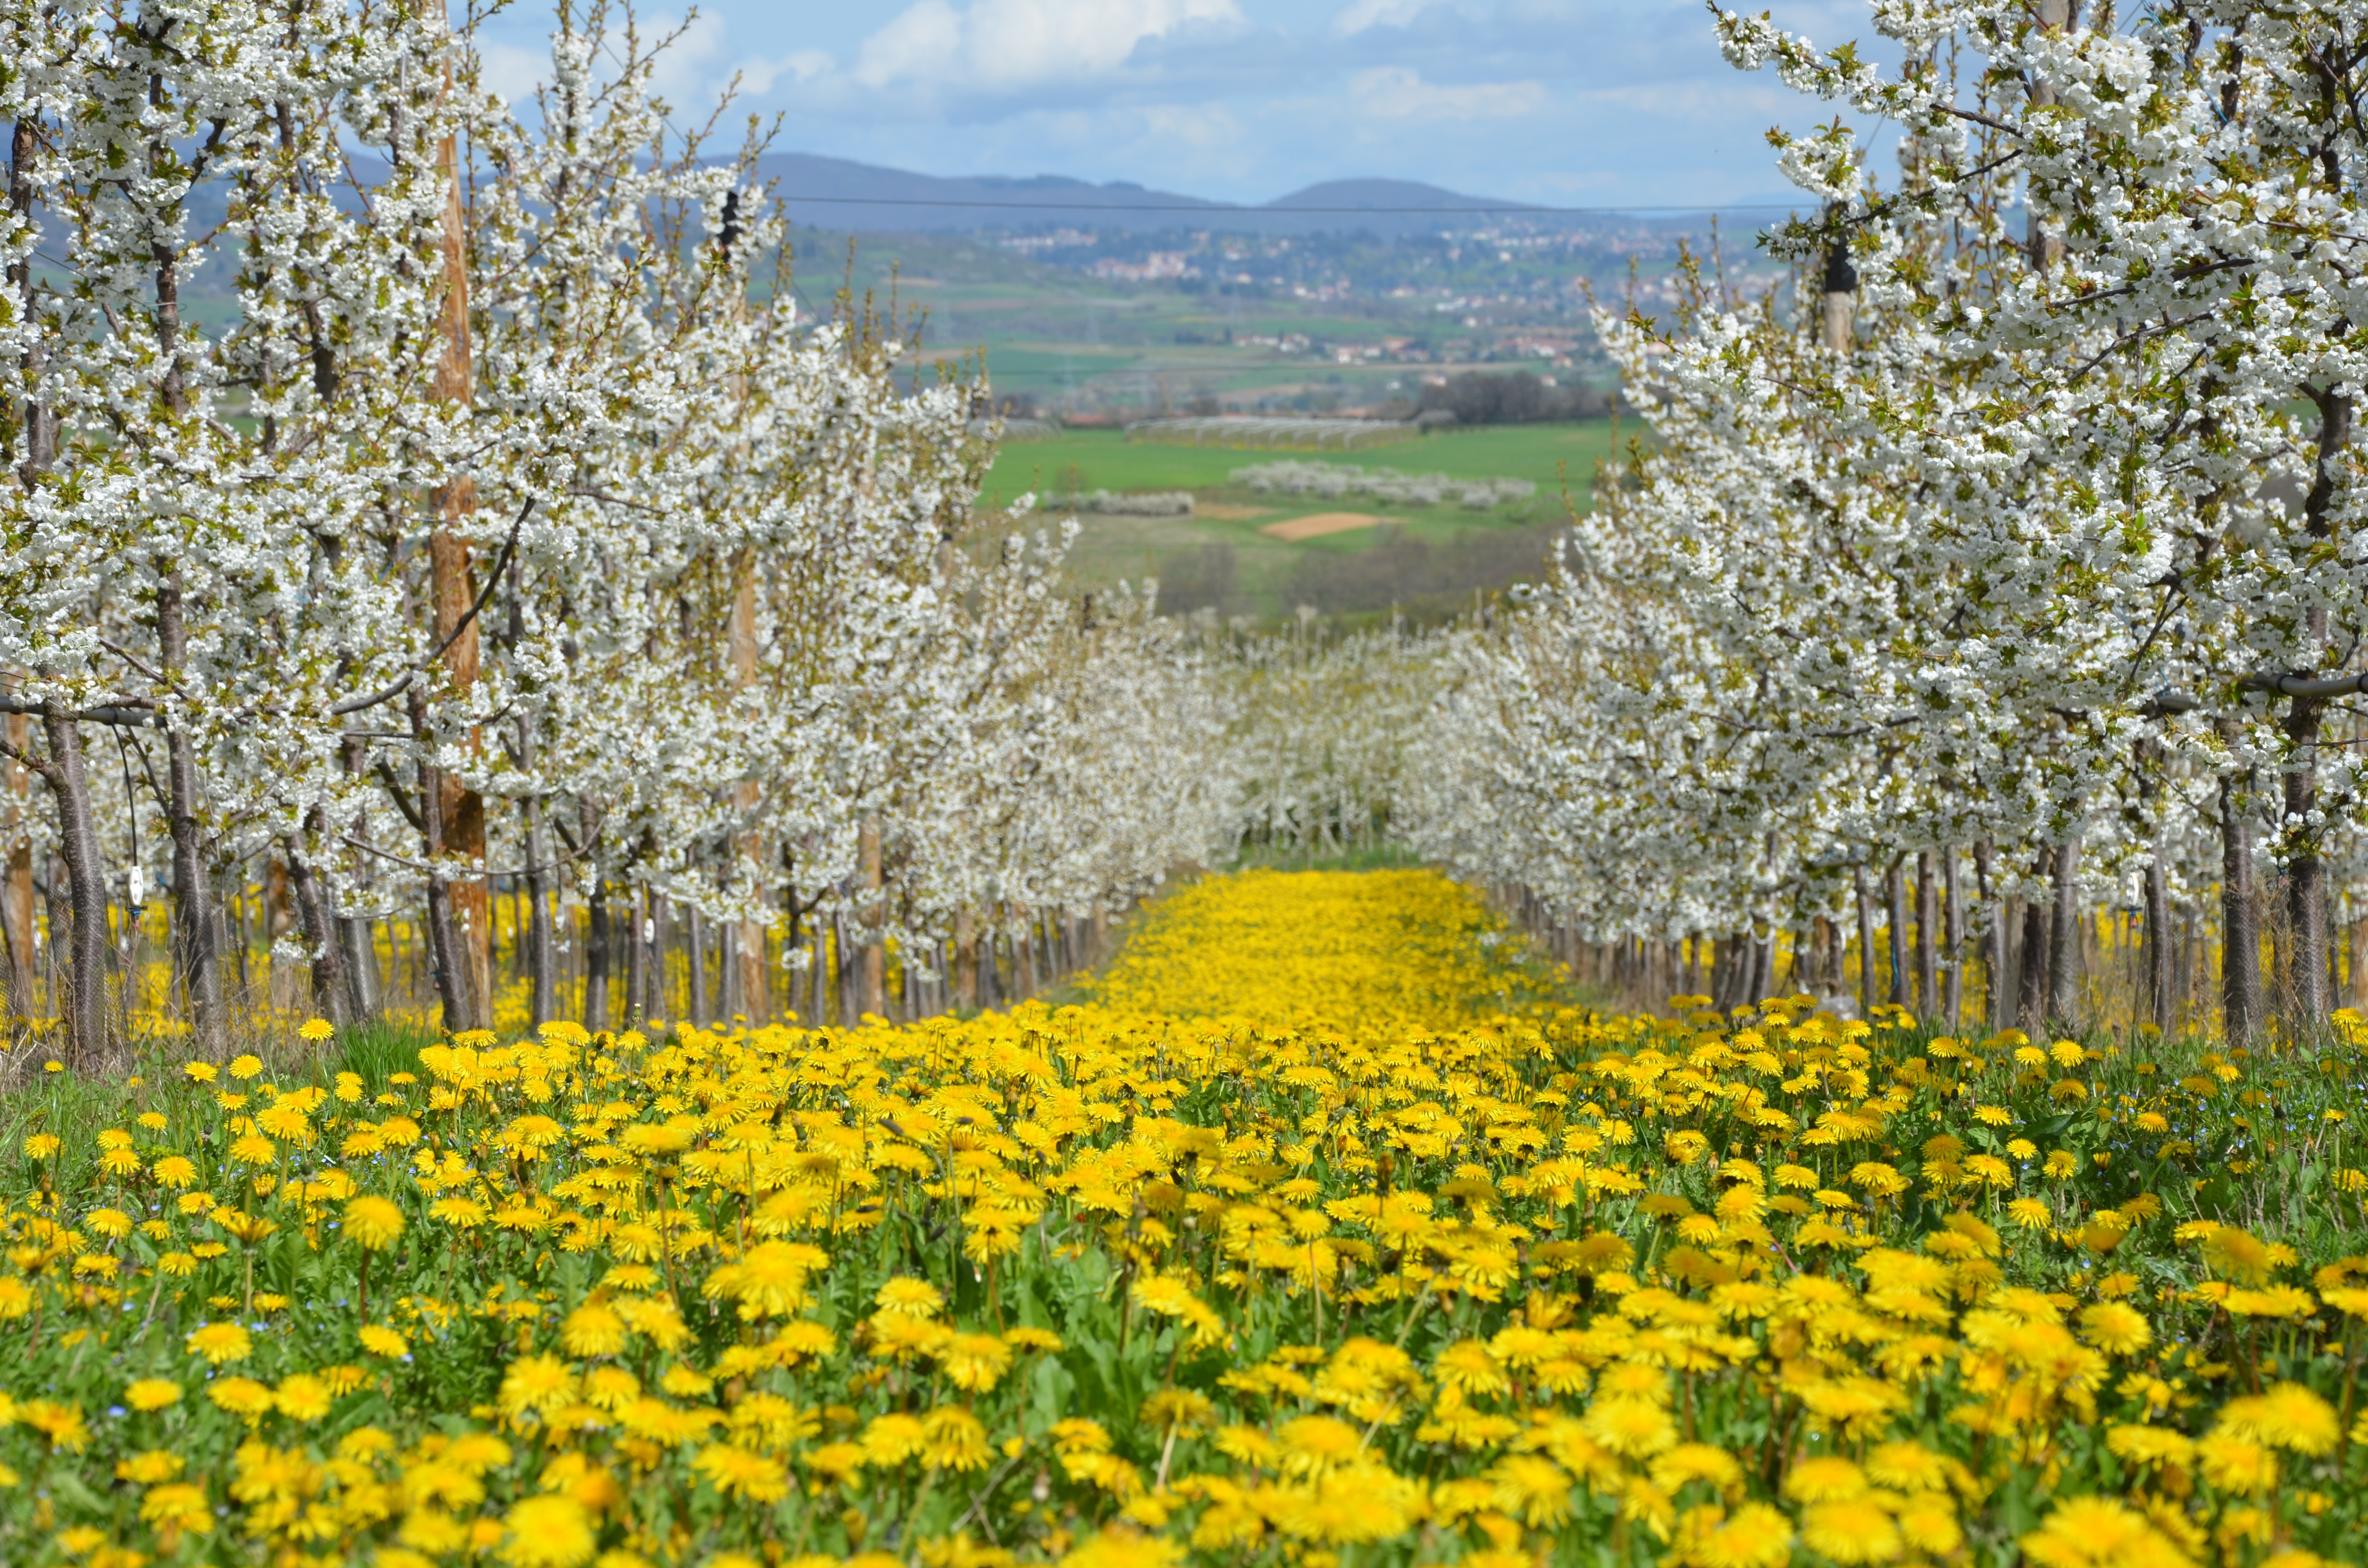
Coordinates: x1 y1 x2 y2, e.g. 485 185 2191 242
981 423 1615 506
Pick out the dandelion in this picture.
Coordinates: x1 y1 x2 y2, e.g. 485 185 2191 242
1583 1398 1676 1458
1675 1503 1794 1568
696 1443 790 1502
875 1277 945 1317
500 1355 579 1419
140 1481 214 1543
274 1373 332 1421
359 1324 410 1358
923 1405 994 1470
498 1494 595 1568
937 1331 1013 1391
2078 1301 2152 1356
185 1322 253 1366
2216 1383 2340 1456
124 1378 183 1412
2195 1432 2278 1493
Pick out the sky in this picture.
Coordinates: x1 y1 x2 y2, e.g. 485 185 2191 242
472 1 1894 209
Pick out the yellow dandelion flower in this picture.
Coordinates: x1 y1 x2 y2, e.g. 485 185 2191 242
185 1322 253 1366
1582 1397 1676 1459
1275 1414 1364 1475
1800 1498 1901 1565
874 1277 945 1317
1674 1502 1794 1568
2195 1432 2277 1493
923 1406 994 1470
937 1331 1013 1392
499 1494 595 1568
360 1324 410 1358
345 1195 406 1250
2217 1382 2340 1456
2078 1300 2152 1356
694 1443 789 1502
124 1379 183 1413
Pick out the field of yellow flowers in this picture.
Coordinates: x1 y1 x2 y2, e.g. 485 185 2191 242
0 869 2364 1568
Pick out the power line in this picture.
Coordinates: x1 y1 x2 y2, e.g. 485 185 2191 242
776 193 1807 217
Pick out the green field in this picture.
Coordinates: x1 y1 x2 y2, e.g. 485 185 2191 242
980 423 1615 506
975 424 1617 623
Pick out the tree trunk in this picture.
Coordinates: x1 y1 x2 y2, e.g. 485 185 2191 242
687 902 708 1029
2283 694 2331 1023
521 796 554 1028
38 710 108 1065
152 584 224 1055
624 887 648 1028
1884 859 1908 1009
2017 848 2053 1035
413 693 468 1032
0 713 34 1020
584 882 611 1032
955 904 978 1011
859 818 886 1017
2220 775 2262 1047
2048 828 2083 1027
429 108 491 1033
1974 843 2003 1030
1914 851 1936 1019
2144 851 2173 1029
285 810 352 1028
1942 849 1963 1029
1852 866 1876 1019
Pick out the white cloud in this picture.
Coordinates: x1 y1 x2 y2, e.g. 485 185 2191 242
477 40 555 110
479 15 828 117
852 0 1243 93
647 13 832 111
1351 66 1545 121
1139 103 1241 149
1331 0 1436 37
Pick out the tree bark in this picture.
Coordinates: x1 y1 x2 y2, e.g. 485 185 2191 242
429 104 491 1031
38 710 108 1064
155 579 225 1054
729 550 768 1024
2048 828 2083 1027
285 811 353 1028
860 817 886 1017
1974 843 2003 1030
2017 848 2053 1035
1915 850 1937 1018
413 693 468 1031
623 886 648 1029
517 723 554 1028
0 713 33 1018
687 902 708 1029
2220 774 2262 1048
2283 694 2331 1023
1942 849 1963 1029
1852 865 1876 1019
1884 859 1908 1009
2144 850 2173 1029
955 904 978 1011
584 881 611 1032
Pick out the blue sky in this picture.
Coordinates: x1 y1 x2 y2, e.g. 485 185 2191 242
474 1 1888 208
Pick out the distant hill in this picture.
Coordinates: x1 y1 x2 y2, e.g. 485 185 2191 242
752 154 1759 238
755 153 1226 235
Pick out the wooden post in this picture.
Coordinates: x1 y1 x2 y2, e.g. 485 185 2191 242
429 82 491 1032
